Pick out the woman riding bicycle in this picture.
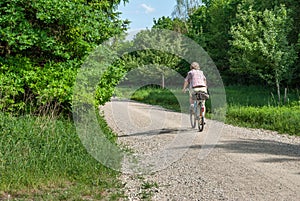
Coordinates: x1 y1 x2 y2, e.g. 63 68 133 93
182 62 208 120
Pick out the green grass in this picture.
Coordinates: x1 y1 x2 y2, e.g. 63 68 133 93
0 113 125 200
225 85 299 107
227 105 300 135
225 85 300 135
140 181 159 200
130 87 183 112
121 85 300 136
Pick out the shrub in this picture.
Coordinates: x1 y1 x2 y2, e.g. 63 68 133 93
0 57 79 115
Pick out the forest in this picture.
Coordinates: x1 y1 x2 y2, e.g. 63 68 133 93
157 0 300 101
0 0 299 115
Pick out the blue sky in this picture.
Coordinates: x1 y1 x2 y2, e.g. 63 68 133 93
118 0 177 31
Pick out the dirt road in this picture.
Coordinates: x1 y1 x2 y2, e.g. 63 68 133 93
101 99 300 200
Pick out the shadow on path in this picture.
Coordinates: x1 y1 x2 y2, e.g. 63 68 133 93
218 139 300 158
177 139 300 163
119 128 194 138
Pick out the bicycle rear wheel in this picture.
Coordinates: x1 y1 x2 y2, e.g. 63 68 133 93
198 103 205 132
198 115 204 132
190 106 196 128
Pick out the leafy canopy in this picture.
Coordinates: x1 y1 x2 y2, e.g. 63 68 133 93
0 0 129 114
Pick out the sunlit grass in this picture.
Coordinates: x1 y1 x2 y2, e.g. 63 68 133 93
0 113 125 200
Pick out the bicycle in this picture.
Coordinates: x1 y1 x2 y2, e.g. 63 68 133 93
189 90 209 132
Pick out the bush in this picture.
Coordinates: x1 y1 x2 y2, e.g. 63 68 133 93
0 56 79 115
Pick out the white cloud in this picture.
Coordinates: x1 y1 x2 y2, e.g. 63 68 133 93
141 3 155 14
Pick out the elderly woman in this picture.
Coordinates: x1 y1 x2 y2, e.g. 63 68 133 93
182 62 208 120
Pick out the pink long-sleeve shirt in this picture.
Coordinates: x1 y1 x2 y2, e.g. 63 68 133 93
185 69 206 88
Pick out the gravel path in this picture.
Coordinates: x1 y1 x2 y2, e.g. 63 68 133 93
101 99 300 201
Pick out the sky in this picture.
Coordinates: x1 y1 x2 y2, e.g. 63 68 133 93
118 0 177 31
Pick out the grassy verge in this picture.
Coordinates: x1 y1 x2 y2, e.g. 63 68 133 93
121 85 300 136
227 105 300 135
0 113 125 200
225 85 299 107
129 87 183 112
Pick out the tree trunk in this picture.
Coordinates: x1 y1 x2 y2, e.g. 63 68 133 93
162 73 165 89
276 78 281 105
284 87 287 105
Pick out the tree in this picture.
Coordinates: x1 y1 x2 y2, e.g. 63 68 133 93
0 0 129 114
172 0 203 32
187 5 208 48
153 16 187 34
229 4 297 103
198 0 239 71
172 0 203 20
0 0 129 61
238 0 300 87
120 29 185 88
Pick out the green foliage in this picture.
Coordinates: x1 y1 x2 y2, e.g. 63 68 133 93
170 0 300 88
153 16 187 34
27 61 78 104
0 58 27 112
139 181 159 200
248 0 300 44
187 5 209 48
193 0 239 71
0 0 129 60
0 56 79 115
96 59 129 105
115 29 187 86
131 29 184 68
0 113 123 199
224 85 300 135
0 0 129 114
229 4 297 102
71 40 131 107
